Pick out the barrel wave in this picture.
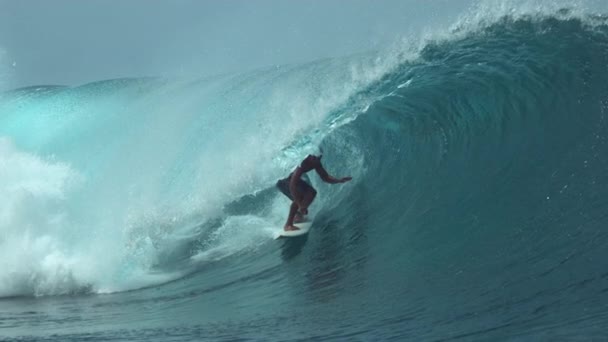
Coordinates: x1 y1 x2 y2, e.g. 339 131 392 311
1 10 608 341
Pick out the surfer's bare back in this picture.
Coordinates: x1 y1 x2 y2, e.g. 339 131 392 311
276 154 352 231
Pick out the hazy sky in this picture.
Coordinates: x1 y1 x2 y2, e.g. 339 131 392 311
0 0 483 88
1 0 606 88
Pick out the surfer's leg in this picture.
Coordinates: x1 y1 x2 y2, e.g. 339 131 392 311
284 201 300 231
295 180 317 215
299 187 317 212
294 211 305 223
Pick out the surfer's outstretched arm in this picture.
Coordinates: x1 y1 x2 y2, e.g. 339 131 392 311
315 165 352 184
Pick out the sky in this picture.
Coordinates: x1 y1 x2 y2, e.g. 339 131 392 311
1 0 605 89
0 0 477 88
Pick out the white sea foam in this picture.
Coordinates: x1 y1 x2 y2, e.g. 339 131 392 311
0 137 86 296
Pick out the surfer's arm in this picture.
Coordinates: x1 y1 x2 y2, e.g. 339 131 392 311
315 165 352 184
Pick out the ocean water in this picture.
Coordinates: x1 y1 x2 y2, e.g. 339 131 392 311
2 4 608 341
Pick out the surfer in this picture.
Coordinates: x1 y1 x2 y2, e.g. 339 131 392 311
276 153 352 231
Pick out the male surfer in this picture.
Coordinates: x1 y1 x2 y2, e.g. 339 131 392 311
276 153 352 231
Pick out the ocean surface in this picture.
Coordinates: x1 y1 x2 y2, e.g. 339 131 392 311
2 5 608 341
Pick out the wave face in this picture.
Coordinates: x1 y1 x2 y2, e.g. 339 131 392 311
2 9 608 341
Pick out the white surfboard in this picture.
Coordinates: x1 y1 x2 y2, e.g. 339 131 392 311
275 221 313 239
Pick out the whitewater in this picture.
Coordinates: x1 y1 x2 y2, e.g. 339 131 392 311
2 3 608 341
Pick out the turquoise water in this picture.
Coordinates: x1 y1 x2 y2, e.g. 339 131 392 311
2 7 608 341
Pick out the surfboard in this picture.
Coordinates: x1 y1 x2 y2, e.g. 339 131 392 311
275 221 313 239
